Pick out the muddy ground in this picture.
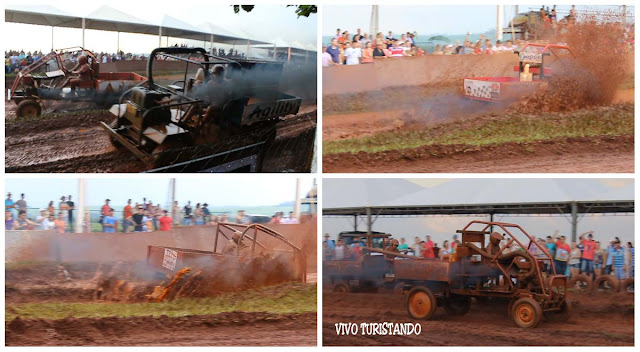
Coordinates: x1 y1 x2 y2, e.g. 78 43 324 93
5 101 316 173
323 85 634 173
5 262 317 346
323 291 633 346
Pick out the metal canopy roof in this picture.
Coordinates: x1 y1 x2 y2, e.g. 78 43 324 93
323 200 635 217
5 5 273 46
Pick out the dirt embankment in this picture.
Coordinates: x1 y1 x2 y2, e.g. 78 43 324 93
323 291 633 346
7 311 317 346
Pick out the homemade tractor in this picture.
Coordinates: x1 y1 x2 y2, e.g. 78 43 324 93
463 44 573 102
9 47 146 117
145 222 306 300
102 47 302 170
325 221 570 328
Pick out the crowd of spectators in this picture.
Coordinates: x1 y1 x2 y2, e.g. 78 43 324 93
5 192 300 234
6 44 249 74
323 230 634 281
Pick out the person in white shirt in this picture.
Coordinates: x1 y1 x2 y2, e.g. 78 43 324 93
42 213 56 230
36 209 48 230
344 40 362 65
344 41 362 65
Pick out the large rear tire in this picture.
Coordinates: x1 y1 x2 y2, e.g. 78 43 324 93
511 297 543 328
333 281 350 293
406 286 437 320
16 99 41 118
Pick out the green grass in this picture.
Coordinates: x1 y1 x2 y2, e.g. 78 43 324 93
6 283 316 321
324 105 634 155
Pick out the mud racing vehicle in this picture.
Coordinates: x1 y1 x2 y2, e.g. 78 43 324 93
101 47 301 170
8 47 146 117
144 222 307 300
463 44 573 102
325 221 570 328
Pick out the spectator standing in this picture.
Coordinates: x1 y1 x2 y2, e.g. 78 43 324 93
36 209 48 229
42 213 56 230
159 210 172 231
334 238 346 260
361 42 374 63
397 238 409 252
326 39 341 65
202 203 211 224
235 210 248 224
14 211 36 230
554 236 570 275
103 209 118 233
611 240 626 280
580 231 596 280
67 195 75 230
15 194 27 214
172 201 181 225
194 203 204 225
412 236 423 257
627 242 634 279
344 41 361 65
569 243 581 277
183 201 193 225
604 238 619 274
54 212 66 234
59 196 70 227
5 192 15 216
5 211 14 230
132 206 145 232
47 201 55 217
100 199 111 232
123 199 133 233
594 241 605 276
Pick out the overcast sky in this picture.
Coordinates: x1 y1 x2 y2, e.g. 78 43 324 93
5 2 316 53
323 178 635 243
5 176 315 208
322 5 630 36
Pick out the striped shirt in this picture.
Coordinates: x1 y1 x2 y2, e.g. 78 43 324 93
611 247 625 267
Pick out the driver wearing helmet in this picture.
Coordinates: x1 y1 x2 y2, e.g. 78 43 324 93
62 55 92 91
487 231 505 258
201 64 232 124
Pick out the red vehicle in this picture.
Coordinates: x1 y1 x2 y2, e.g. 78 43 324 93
463 44 574 102
8 47 146 117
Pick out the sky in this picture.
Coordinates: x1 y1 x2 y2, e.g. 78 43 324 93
5 176 315 208
323 178 635 243
4 2 317 54
322 5 631 37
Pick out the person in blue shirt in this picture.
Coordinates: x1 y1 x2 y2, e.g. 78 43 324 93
605 237 620 275
545 235 557 273
5 192 15 217
325 39 341 65
102 209 118 233
611 240 626 280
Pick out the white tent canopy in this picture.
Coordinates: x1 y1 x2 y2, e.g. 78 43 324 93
5 5 273 52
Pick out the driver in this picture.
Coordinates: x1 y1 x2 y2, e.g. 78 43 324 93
486 232 505 258
201 65 233 124
222 231 246 254
62 55 92 91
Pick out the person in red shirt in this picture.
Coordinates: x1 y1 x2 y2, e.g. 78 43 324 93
554 236 571 275
159 210 173 231
580 231 597 280
123 199 133 233
100 199 111 232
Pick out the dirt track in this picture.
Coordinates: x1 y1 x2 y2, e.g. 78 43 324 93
323 291 633 346
5 101 316 173
7 311 316 346
324 135 634 173
5 262 317 346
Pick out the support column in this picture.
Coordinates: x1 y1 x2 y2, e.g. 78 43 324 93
497 5 504 41
51 26 54 51
117 32 120 53
273 44 277 59
366 207 372 247
489 213 494 233
82 18 86 48
75 178 86 233
571 202 578 243
158 26 162 47
294 178 301 221
354 215 358 231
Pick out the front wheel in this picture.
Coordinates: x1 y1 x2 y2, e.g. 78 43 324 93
16 99 41 118
511 297 543 328
406 286 437 320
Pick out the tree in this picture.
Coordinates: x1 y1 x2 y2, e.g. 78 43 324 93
232 5 317 17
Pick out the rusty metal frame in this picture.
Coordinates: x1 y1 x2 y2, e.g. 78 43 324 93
460 220 558 297
10 46 98 96
214 222 306 283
